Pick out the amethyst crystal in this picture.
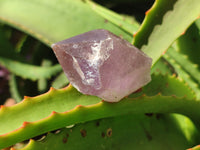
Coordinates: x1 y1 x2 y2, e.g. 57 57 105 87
51 29 152 102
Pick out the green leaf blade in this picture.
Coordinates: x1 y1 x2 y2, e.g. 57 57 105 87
0 56 62 80
0 0 132 45
0 74 198 149
133 0 200 65
21 114 198 150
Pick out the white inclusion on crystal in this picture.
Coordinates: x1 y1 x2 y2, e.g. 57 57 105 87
72 37 114 89
83 37 114 89
88 37 113 67
107 37 113 50
86 71 95 77
73 44 78 49
85 78 95 84
72 56 85 81
87 40 103 67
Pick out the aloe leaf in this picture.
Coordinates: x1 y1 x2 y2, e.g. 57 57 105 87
37 59 52 92
151 58 174 75
166 19 200 99
0 56 62 81
188 145 200 150
51 72 69 89
15 34 28 53
0 26 62 81
164 47 200 99
9 74 22 103
167 47 200 85
137 74 194 98
133 0 200 65
0 0 132 45
86 0 139 35
21 114 198 150
176 19 200 65
0 74 198 149
172 114 200 146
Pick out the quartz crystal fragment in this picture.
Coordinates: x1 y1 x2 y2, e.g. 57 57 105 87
51 29 152 102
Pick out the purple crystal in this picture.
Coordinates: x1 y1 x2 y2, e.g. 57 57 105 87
51 29 152 102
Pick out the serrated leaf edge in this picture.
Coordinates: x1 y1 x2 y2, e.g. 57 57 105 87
0 85 199 148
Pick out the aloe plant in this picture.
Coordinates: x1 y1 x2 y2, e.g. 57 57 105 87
0 0 200 149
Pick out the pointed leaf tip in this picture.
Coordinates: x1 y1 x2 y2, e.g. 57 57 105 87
157 92 162 96
187 145 200 150
22 121 30 128
172 73 177 77
145 9 151 15
24 96 31 99
133 32 137 37
51 111 57 115
162 50 167 55
0 105 6 110
181 30 186 35
49 87 56 92
75 105 83 109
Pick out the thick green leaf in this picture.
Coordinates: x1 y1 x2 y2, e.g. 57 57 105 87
176 19 200 66
137 74 194 98
133 0 200 65
9 74 22 103
21 114 198 150
37 59 52 92
0 74 197 149
51 72 69 89
86 0 139 35
188 145 200 150
0 0 132 45
167 47 200 85
151 58 174 75
164 47 200 99
0 56 62 81
0 25 62 81
172 114 200 145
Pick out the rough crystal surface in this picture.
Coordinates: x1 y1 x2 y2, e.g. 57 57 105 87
51 29 152 102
